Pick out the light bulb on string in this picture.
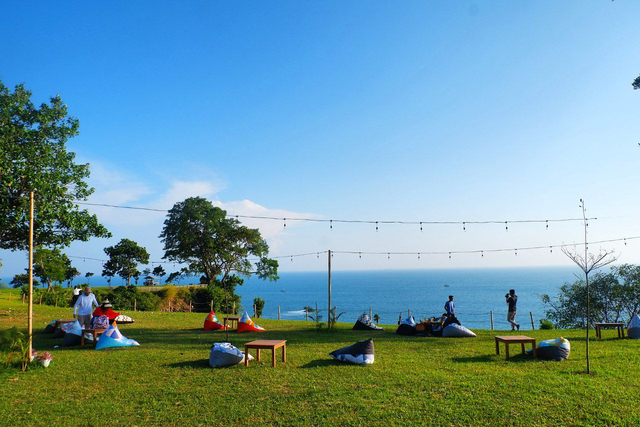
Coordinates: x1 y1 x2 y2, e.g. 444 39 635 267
546 220 549 230
550 246 553 253
359 252 362 259
376 221 379 232
505 221 508 231
481 251 484 258
317 252 320 259
624 239 627 246
290 256 293 262
515 249 518 256
417 253 421 260
283 218 287 228
420 222 423 232
463 222 466 232
449 252 452 259
330 220 333 230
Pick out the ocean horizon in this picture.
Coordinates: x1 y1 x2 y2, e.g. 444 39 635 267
3 266 581 330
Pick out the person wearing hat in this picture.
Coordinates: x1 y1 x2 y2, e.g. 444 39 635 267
92 299 120 324
73 287 100 329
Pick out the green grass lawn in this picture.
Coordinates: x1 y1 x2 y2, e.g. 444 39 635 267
1 289 639 426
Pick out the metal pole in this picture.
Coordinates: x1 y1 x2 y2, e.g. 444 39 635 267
28 191 34 362
328 250 332 327
490 310 494 330
530 312 534 330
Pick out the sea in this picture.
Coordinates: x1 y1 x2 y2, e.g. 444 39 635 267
3 266 580 330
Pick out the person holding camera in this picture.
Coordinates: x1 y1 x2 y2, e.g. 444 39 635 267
505 289 520 331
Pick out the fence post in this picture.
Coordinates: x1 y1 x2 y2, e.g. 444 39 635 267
169 300 172 312
233 302 236 315
278 306 281 320
22 294 25 304
134 298 137 312
530 312 534 330
305 308 308 321
408 309 411 317
8 293 11 302
55 295 58 307
39 294 42 305
369 307 372 319
190 302 192 313
210 300 214 311
490 311 494 330
253 304 256 317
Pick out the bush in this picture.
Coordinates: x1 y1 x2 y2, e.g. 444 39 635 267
253 297 264 318
539 319 555 330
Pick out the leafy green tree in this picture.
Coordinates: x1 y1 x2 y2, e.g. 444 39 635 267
152 265 166 284
102 238 150 286
633 74 640 90
159 197 279 289
0 80 110 250
10 273 40 289
33 248 70 290
85 272 94 283
65 265 81 287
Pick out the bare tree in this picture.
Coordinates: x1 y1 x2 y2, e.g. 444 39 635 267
562 199 618 374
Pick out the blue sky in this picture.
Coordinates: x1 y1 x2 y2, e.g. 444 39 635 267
1 1 640 278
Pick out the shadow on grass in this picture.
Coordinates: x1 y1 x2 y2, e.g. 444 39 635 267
451 354 495 363
167 359 211 369
300 359 338 368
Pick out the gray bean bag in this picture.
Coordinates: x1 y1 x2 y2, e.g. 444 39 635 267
209 342 253 368
628 314 640 339
330 338 375 365
442 323 477 338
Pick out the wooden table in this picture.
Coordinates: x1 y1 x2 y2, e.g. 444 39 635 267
594 322 625 339
223 315 242 329
495 335 537 360
244 340 287 367
81 328 107 346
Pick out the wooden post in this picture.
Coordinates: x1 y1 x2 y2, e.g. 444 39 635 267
328 249 332 328
305 308 308 321
530 312 535 330
39 294 42 305
278 306 281 320
8 293 11 302
190 302 192 313
233 301 236 315
22 294 25 304
408 309 411 317
490 311 494 330
134 298 137 312
369 307 372 319
210 300 213 311
28 190 34 360
55 295 58 307
253 304 256 317
169 300 172 312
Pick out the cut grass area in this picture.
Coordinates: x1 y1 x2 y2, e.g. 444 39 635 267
1 290 640 425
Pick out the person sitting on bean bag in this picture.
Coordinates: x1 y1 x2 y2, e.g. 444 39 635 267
92 299 120 325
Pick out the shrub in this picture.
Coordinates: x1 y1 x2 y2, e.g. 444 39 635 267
253 297 264 318
539 319 555 330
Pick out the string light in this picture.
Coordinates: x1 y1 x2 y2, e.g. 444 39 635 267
283 218 287 228
420 222 423 232
505 221 508 231
515 249 518 256
449 252 452 259
387 253 390 260
330 220 333 230
359 252 362 259
550 246 553 253
624 239 627 246
546 220 549 230
375 221 379 232
481 251 484 258
463 222 466 232
417 253 421 260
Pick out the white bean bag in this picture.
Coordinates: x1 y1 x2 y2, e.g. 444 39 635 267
442 323 476 338
209 342 253 367
330 339 375 365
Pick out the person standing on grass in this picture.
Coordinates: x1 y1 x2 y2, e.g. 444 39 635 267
444 295 455 317
72 285 81 305
73 286 99 329
505 289 520 331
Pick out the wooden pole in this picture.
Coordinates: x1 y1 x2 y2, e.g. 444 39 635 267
210 300 213 311
22 294 25 304
328 250 332 328
189 302 192 313
134 298 137 312
39 294 42 305
490 310 494 330
305 308 308 321
369 307 372 319
8 293 11 302
253 304 256 317
408 309 411 317
530 312 534 330
278 306 281 320
28 190 34 361
55 295 58 307
233 301 236 315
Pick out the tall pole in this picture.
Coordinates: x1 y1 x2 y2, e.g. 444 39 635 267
581 199 590 374
328 250 332 327
28 191 34 361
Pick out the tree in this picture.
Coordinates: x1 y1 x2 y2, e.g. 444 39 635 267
33 248 71 290
102 238 150 286
0 80 111 251
65 265 81 287
152 265 166 284
561 199 618 374
85 272 94 283
11 273 40 289
633 74 640 90
159 197 279 288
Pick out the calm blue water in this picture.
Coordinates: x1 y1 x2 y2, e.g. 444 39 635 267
236 267 579 330
3 266 579 330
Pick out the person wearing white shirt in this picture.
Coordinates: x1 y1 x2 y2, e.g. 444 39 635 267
73 287 99 329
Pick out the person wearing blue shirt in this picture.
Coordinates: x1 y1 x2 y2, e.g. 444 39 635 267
444 295 455 317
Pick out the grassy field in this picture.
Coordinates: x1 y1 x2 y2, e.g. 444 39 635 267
1 289 639 426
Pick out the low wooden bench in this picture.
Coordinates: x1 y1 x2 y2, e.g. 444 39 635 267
594 322 625 339
224 315 242 329
81 328 107 346
54 319 76 330
495 335 537 360
244 340 287 367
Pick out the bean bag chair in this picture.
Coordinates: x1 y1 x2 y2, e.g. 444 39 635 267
442 323 477 338
533 337 570 361
92 306 120 322
55 320 77 339
330 339 375 365
628 314 640 339
60 321 84 347
209 342 254 367
353 313 383 331
44 320 57 334
237 312 265 333
96 323 140 350
204 310 227 331
396 316 417 336
113 314 135 324
91 315 110 329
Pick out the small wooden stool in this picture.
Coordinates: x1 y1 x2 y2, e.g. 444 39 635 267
244 340 287 367
81 328 107 346
224 315 242 329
